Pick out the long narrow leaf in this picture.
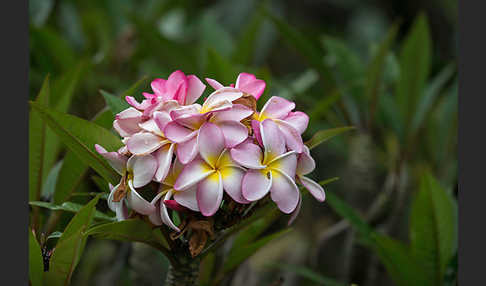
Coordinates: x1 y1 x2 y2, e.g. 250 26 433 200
267 263 346 286
305 126 355 150
30 102 121 184
29 229 44 286
29 201 115 222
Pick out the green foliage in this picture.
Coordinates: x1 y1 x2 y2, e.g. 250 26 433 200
29 229 44 286
29 102 122 184
325 170 457 286
305 126 355 150
43 196 100 286
395 13 432 138
29 201 115 222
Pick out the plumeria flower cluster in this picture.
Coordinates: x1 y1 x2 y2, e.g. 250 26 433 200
96 70 325 232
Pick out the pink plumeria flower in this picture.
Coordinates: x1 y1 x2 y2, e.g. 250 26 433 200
230 119 300 214
95 145 157 217
148 159 199 231
206 72 266 100
173 122 248 216
163 88 250 164
125 101 181 182
252 96 309 153
126 70 206 116
113 107 144 138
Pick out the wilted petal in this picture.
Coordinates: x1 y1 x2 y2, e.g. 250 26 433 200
127 154 157 188
164 121 197 143
276 119 303 153
198 122 225 167
221 166 249 204
127 180 156 215
242 169 272 201
269 170 299 214
153 143 175 182
299 175 325 202
296 146 316 175
283 111 309 134
261 119 286 161
174 157 214 191
126 132 165 155
260 96 295 120
176 136 199 164
185 75 206 105
230 140 265 169
269 151 297 178
173 186 199 211
217 120 249 148
95 145 127 175
197 172 223 216
205 78 224 90
211 104 253 123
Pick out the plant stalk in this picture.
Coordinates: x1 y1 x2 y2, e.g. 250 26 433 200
165 256 201 286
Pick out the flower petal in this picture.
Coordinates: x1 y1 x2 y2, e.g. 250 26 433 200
115 200 129 221
153 143 175 182
127 154 157 188
139 118 162 135
152 111 172 133
107 183 119 212
269 151 297 177
299 175 325 202
173 186 199 211
126 132 165 155
275 119 303 153
176 136 199 164
283 111 309 134
235 73 256 89
205 78 224 90
217 120 249 148
202 87 242 113
296 146 315 175
251 120 263 147
260 96 295 120
221 166 249 204
230 140 265 169
198 122 225 167
197 172 223 216
95 144 127 175
164 121 197 143
242 169 272 201
173 157 214 191
148 192 164 226
185 75 206 105
261 119 286 162
211 104 253 123
127 180 156 215
235 73 266 100
269 170 299 214
125 96 152 110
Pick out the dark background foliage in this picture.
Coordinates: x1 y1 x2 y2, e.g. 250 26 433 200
29 0 457 285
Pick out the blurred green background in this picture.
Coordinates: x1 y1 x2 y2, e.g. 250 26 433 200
29 0 457 285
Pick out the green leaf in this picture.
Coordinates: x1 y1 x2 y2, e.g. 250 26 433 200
410 171 458 285
47 231 63 240
29 229 44 286
86 219 156 244
29 201 115 222
365 23 399 123
101 90 130 115
42 62 87 184
120 75 149 99
266 263 346 286
410 63 456 134
261 6 336 91
29 76 50 202
223 228 291 274
308 89 343 121
305 126 355 150
30 102 122 184
41 160 63 198
205 48 239 85
395 13 432 136
44 196 100 286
